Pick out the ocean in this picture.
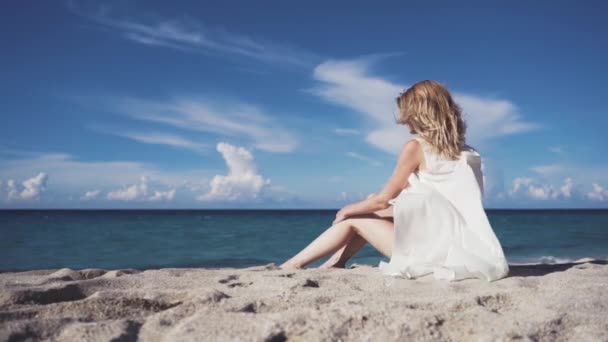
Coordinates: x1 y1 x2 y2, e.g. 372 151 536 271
1 209 607 272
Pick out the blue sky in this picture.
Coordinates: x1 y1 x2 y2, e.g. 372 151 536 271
1 0 607 208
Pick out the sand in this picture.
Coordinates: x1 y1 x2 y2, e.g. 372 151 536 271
1 259 607 341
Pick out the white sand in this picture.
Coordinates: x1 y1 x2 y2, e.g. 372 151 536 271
1 259 607 341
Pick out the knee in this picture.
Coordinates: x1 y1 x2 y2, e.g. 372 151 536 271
340 218 362 233
340 218 355 226
335 218 355 230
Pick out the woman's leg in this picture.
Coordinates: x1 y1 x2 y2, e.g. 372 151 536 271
318 234 367 268
320 207 394 269
280 217 394 269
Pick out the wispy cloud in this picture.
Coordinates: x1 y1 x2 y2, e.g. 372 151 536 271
346 151 381 166
68 1 317 67
530 164 566 176
115 97 298 153
309 57 540 154
528 164 608 183
334 128 360 135
89 125 209 154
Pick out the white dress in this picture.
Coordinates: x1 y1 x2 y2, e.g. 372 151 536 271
378 137 510 282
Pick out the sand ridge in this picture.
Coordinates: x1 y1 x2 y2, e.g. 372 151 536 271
1 260 607 341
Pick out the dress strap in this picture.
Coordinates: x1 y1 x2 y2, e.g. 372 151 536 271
413 136 431 154
413 136 436 169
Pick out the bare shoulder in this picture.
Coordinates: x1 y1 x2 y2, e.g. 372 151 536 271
399 138 422 157
396 138 423 166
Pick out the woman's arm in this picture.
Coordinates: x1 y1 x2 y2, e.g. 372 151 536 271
333 139 423 224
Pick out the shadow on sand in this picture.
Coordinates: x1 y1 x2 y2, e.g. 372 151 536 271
507 259 607 277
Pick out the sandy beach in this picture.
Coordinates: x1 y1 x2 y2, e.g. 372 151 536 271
1 259 607 341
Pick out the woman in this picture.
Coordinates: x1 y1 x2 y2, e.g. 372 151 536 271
280 80 509 282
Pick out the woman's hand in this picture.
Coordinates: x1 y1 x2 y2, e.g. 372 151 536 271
333 207 349 225
333 193 376 225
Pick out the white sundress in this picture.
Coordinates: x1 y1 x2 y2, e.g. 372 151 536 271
378 137 510 282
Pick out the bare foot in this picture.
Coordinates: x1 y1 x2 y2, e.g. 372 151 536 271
279 261 304 270
318 264 346 269
318 260 346 269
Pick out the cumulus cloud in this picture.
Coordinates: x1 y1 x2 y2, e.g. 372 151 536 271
587 183 608 201
115 97 297 153
198 142 270 202
80 190 101 201
0 172 48 201
149 189 177 202
0 151 208 196
309 57 539 154
107 176 176 202
507 177 574 200
506 177 577 201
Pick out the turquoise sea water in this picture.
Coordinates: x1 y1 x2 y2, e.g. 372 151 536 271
1 210 607 272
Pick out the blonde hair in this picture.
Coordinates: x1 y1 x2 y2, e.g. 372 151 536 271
395 80 467 160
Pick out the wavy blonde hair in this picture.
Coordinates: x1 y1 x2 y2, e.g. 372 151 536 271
395 80 467 160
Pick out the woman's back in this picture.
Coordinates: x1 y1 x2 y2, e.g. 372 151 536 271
411 136 485 196
381 137 509 281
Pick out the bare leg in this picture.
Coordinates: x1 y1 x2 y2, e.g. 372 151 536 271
320 207 394 269
318 234 367 268
280 216 394 269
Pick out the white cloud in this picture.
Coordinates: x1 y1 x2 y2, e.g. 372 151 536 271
90 127 209 154
81 190 101 201
1 173 48 202
346 151 381 166
525 164 608 186
107 176 176 202
69 3 315 67
334 128 360 135
149 189 177 202
549 146 564 154
453 94 540 143
309 57 539 154
198 142 270 202
337 191 366 202
587 183 608 201
560 178 574 199
6 180 19 201
21 173 48 200
0 148 297 206
530 164 566 176
0 151 209 198
115 97 298 153
107 176 150 201
508 177 574 200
